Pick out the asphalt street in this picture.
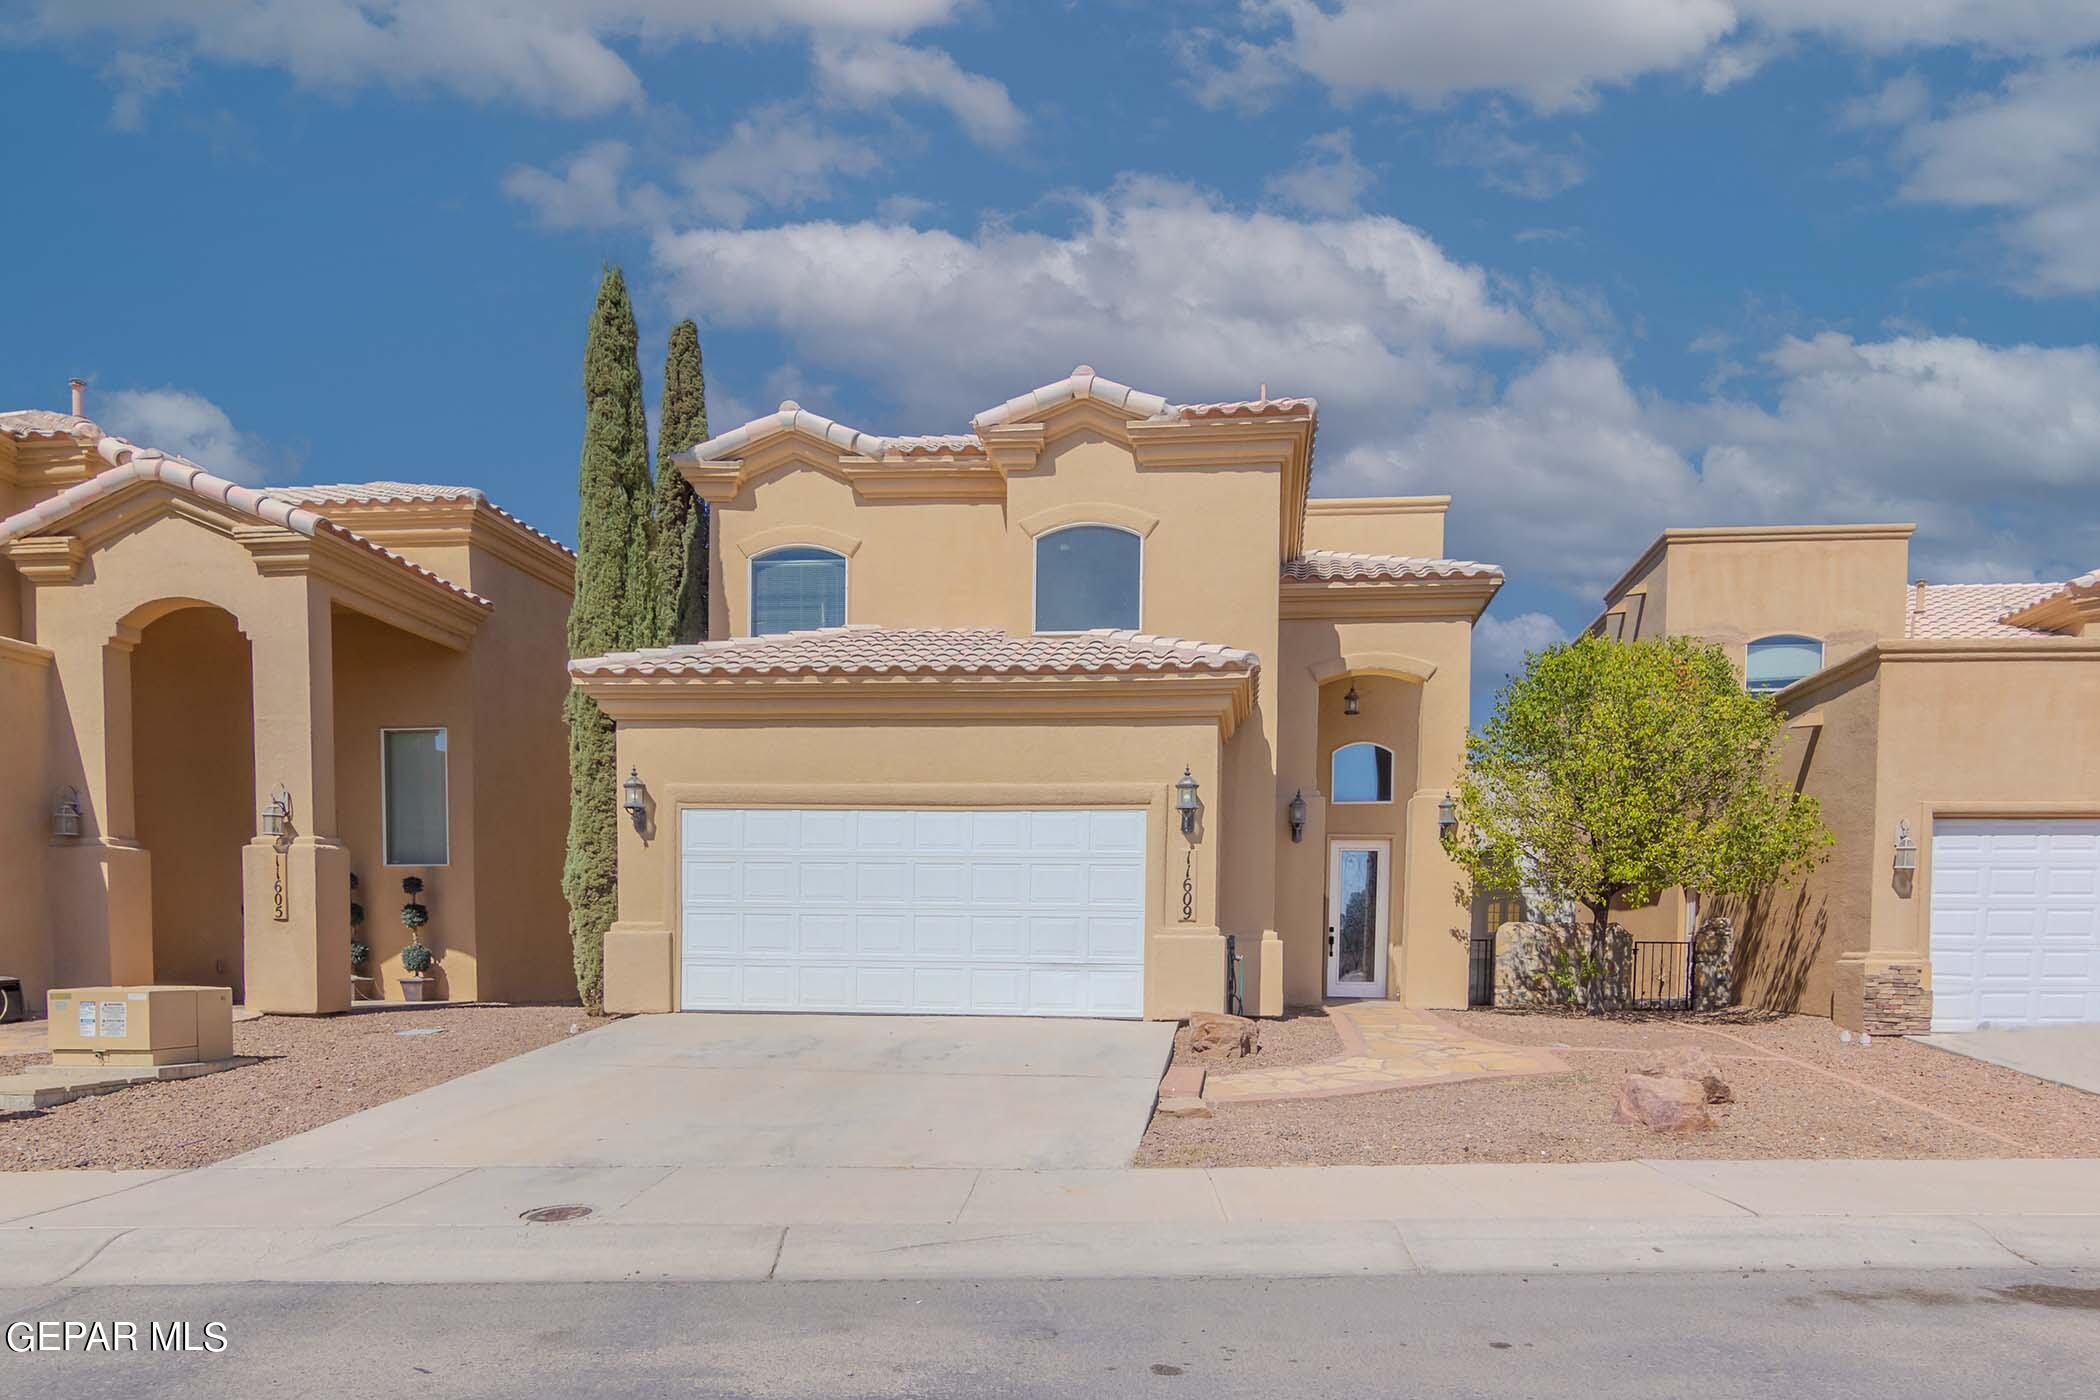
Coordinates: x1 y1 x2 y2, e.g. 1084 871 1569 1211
4 1267 2098 1398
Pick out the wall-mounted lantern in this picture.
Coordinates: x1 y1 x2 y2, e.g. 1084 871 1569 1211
622 767 649 833
1342 683 1361 717
1174 767 1201 836
261 784 292 838
1893 820 1918 873
1438 791 1459 843
1287 789 1307 843
52 786 82 839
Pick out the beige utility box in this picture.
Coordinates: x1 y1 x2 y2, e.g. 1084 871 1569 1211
46 986 234 1067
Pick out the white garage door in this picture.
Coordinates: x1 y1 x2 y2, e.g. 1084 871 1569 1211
1930 818 2100 1032
679 807 1148 1018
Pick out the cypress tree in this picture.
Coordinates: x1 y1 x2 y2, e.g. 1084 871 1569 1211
651 319 710 645
562 265 653 1012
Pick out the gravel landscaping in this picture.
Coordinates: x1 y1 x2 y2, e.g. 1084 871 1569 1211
0 1005 599 1171
1139 1009 2100 1168
1170 1009 1342 1075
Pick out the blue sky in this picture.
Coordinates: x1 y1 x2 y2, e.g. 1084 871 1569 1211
5 1 2099 710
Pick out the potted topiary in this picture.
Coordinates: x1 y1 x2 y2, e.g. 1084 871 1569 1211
350 873 375 1000
398 875 439 1002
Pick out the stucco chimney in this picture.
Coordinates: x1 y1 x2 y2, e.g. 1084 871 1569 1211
69 378 85 418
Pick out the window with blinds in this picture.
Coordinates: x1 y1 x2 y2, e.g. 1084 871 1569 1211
751 546 847 635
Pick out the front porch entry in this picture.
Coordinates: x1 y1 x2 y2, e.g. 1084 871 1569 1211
1326 837 1391 998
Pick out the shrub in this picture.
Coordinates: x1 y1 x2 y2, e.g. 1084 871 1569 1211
401 941 434 974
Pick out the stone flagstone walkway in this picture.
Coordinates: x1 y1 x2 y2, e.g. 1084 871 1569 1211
1202 1003 1569 1105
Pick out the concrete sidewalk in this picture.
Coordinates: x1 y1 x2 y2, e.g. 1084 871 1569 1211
4 1157 2097 1286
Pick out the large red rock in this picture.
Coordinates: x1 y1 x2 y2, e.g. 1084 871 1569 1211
1187 1012 1259 1058
1634 1047 1734 1104
1612 1073 1716 1131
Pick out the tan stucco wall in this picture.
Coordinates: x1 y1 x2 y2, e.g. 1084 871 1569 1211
605 714 1230 1020
132 606 254 998
1626 527 1912 671
331 608 479 1002
0 636 53 1005
1303 497 1446 558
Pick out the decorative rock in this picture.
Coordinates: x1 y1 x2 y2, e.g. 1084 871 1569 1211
1187 1012 1259 1058
1633 1047 1733 1104
1154 1096 1213 1119
1612 1073 1716 1131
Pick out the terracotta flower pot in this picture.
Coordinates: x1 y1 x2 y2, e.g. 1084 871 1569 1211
400 975 436 1003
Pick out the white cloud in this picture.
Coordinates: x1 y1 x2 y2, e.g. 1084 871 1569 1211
811 36 1024 148
1888 58 2100 293
1439 107 1587 199
98 387 285 484
1838 71 1930 128
650 177 1537 426
100 49 188 130
505 115 881 232
676 111 883 227
17 1 972 116
1473 611 1570 681
1263 130 1373 215
1184 0 2100 113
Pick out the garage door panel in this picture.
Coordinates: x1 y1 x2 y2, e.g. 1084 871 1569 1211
678 806 1149 1017
1932 818 2100 1031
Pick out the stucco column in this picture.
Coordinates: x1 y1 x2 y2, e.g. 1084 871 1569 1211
241 581 350 1013
1395 645 1471 1008
46 626 154 988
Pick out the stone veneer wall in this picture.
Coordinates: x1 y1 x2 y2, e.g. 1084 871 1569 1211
1691 916 1734 1012
1493 922 1634 1011
1862 962 1931 1035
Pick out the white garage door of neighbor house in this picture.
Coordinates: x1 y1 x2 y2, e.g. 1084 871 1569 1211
1930 818 2100 1032
678 807 1148 1018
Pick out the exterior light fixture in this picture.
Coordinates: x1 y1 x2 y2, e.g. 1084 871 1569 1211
52 786 82 839
261 784 292 838
622 767 649 833
1438 791 1459 843
1893 820 1918 873
1342 683 1360 717
1287 789 1307 843
1174 767 1201 836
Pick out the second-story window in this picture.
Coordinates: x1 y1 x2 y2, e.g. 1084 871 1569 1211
1745 634 1823 694
751 545 846 635
1035 525 1141 633
1331 742 1394 803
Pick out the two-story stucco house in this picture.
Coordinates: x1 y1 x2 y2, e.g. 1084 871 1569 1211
0 390 577 1015
1593 524 2100 1035
571 368 1503 1022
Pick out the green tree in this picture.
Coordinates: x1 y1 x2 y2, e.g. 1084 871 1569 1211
651 319 709 645
1446 634 1831 1013
562 265 654 1012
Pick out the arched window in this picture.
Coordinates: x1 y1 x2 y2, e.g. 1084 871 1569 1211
1331 742 1394 804
750 546 846 635
1034 524 1141 632
1745 634 1824 694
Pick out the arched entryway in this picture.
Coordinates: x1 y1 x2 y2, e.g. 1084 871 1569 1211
130 604 256 998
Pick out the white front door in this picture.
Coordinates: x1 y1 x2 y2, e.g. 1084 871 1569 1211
1930 818 2100 1032
1326 839 1391 998
678 807 1148 1018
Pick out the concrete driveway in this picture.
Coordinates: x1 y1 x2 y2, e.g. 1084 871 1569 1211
232 1013 1176 1171
1919 1026 2100 1096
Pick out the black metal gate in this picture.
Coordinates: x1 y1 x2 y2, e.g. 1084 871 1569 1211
1467 937 1496 1007
1629 940 1695 1011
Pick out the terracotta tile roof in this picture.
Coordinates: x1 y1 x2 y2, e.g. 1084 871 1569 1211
272 481 575 559
690 368 1319 467
570 625 1260 679
0 409 99 441
1906 583 2061 639
0 441 492 612
1281 550 1503 582
1998 565 2100 627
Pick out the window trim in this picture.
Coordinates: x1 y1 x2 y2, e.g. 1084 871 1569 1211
1031 522 1144 635
748 543 850 636
1330 740 1396 806
380 726 451 869
1744 633 1825 695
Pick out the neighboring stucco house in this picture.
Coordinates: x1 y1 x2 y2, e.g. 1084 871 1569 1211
1594 524 2100 1035
0 391 577 1014
572 367 1502 1022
